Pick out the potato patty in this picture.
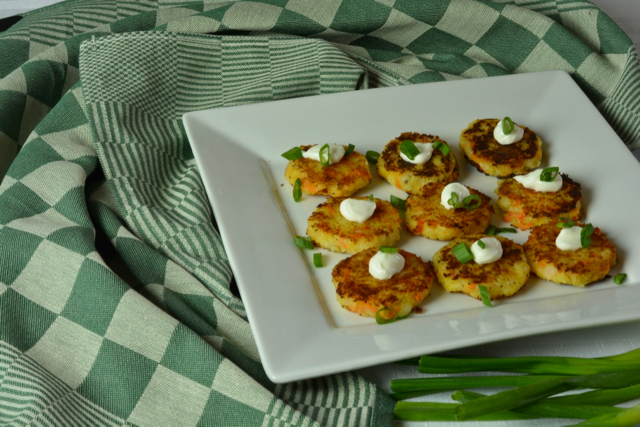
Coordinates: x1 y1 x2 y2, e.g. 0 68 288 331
432 235 530 301
377 132 458 193
307 197 402 253
524 223 616 287
405 183 494 240
459 119 542 178
495 174 581 230
332 248 434 318
284 145 372 197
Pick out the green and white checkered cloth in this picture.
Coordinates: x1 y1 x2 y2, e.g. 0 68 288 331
1 0 639 425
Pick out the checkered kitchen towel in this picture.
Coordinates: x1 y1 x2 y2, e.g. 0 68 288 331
1 1 639 425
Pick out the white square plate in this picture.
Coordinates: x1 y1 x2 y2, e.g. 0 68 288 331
183 70 640 383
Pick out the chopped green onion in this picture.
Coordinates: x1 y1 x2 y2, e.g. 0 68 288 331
502 117 514 135
486 225 496 236
448 192 460 208
366 150 379 164
400 140 420 160
614 273 627 285
281 146 303 161
581 223 594 248
369 194 374 201
313 253 323 268
293 178 302 202
477 240 486 249
485 225 516 235
319 143 330 167
539 167 559 182
557 217 575 228
478 285 492 307
376 308 397 324
379 246 398 253
294 235 314 249
390 195 406 212
462 194 482 210
432 140 451 156
452 243 474 264
344 143 355 156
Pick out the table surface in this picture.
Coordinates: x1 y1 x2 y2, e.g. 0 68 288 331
2 2 640 426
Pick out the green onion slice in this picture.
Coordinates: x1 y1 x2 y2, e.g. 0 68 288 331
452 243 474 264
376 308 397 325
366 150 380 164
581 223 594 248
462 194 482 210
281 146 303 161
344 143 355 156
614 273 627 285
400 140 420 160
294 235 314 249
477 240 486 249
448 192 460 208
390 195 406 212
502 116 514 135
485 225 496 236
485 225 516 235
293 178 302 202
557 217 575 228
319 144 331 167
539 166 560 182
313 253 323 268
432 140 450 156
379 246 398 253
369 194 374 201
478 285 492 307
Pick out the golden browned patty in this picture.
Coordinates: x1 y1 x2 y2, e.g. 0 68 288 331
459 119 542 178
524 223 616 287
405 183 494 240
377 132 458 193
332 248 434 318
284 145 372 197
495 174 581 230
307 197 402 253
432 235 530 301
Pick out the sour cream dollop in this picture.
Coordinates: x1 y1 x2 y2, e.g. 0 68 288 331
556 226 583 251
493 118 525 145
303 144 345 165
514 169 563 192
369 251 405 280
399 142 434 165
440 182 471 210
470 237 503 264
340 198 376 223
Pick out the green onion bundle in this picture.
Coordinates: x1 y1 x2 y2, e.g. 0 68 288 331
391 348 640 424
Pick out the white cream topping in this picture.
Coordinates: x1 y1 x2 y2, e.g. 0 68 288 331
303 144 345 165
493 118 525 145
399 142 434 165
470 237 503 264
514 169 563 192
440 182 471 210
369 251 405 280
340 198 376 223
556 226 583 251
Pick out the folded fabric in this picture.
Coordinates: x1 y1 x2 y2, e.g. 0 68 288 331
1 1 639 425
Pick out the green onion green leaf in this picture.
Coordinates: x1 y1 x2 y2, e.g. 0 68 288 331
557 217 575 228
366 150 380 164
539 166 560 182
293 178 302 202
486 225 496 236
502 117 514 135
452 243 474 264
369 194 374 202
400 140 420 160
433 140 450 156
390 195 406 212
376 308 398 325
462 194 482 210
448 192 460 209
319 144 331 167
478 285 492 307
477 240 486 249
313 253 323 268
344 143 355 156
281 146 303 161
379 246 398 253
294 235 314 250
581 223 594 248
614 273 627 285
